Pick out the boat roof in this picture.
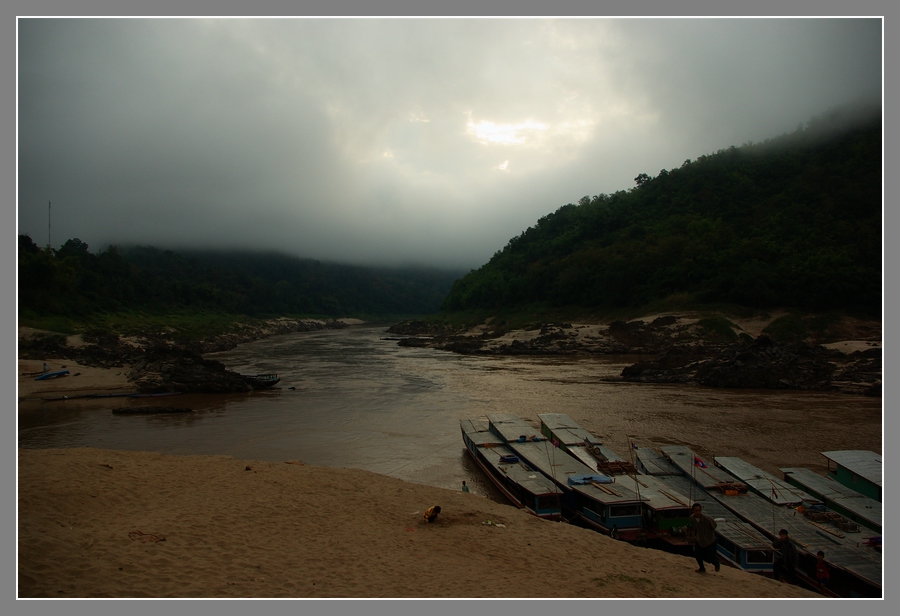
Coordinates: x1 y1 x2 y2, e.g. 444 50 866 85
488 414 691 509
706 486 882 587
626 473 692 511
821 451 882 487
635 447 683 476
651 474 772 550
659 445 735 488
562 444 606 471
461 419 560 497
486 413 546 444
780 467 882 529
715 456 820 506
486 414 640 505
538 413 627 462
460 419 505 447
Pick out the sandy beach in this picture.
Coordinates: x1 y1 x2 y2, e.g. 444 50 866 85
18 447 819 599
18 359 134 402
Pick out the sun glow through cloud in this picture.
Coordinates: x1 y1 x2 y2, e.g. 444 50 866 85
467 120 549 146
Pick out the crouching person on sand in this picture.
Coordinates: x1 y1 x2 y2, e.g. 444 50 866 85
690 503 721 573
424 505 441 523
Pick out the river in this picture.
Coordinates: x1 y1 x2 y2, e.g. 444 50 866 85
18 324 882 499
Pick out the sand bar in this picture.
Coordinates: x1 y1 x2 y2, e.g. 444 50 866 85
18 447 819 598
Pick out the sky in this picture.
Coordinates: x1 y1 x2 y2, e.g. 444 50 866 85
17 18 882 270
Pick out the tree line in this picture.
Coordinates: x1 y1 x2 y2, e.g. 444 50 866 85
18 237 464 319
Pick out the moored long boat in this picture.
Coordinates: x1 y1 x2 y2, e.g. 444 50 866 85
538 413 637 475
460 419 562 520
539 414 691 547
660 446 881 597
634 448 775 574
780 466 882 534
485 413 646 540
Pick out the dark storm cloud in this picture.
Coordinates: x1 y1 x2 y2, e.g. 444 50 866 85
17 18 882 269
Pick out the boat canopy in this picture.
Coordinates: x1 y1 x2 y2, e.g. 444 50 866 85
568 474 613 485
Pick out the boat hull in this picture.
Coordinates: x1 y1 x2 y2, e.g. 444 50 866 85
460 420 561 521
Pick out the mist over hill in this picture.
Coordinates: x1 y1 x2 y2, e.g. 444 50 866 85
441 108 882 317
18 238 464 320
19 107 881 328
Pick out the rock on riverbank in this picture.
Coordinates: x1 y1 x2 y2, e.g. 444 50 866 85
18 318 351 395
388 314 881 396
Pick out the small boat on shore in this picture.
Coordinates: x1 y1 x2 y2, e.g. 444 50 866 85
243 374 281 389
460 419 562 520
34 370 69 381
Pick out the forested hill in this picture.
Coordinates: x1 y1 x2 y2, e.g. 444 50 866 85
18 239 464 319
442 110 882 317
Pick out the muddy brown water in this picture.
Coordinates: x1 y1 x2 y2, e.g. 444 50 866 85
18 325 881 501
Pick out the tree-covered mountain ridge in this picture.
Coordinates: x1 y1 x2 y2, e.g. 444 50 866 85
441 108 881 318
18 237 465 324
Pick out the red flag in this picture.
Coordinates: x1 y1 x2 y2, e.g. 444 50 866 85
693 456 707 468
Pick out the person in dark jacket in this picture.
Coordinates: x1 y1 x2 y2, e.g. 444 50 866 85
772 528 799 583
690 503 720 573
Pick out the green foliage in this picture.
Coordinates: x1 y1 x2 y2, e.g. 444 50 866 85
18 311 78 335
18 239 464 322
442 110 881 317
762 314 810 343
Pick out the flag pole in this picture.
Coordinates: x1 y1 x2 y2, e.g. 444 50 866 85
690 453 696 506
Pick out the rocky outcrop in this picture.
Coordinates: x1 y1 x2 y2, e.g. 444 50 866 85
607 319 671 351
173 319 348 354
621 334 880 395
694 335 838 390
18 318 351 395
19 332 143 368
620 345 718 383
388 317 881 396
127 346 254 394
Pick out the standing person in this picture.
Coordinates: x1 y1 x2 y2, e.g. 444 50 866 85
461 481 470 493
815 550 830 591
772 528 799 583
423 505 441 523
690 503 720 573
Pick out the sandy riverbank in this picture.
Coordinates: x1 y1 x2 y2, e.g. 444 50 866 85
18 359 134 402
18 447 819 599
